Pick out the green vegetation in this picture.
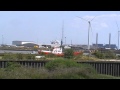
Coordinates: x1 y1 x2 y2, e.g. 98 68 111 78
64 49 74 59
0 59 119 79
45 59 81 71
0 49 119 61
93 50 116 59
73 54 98 61
5 62 21 71
0 53 38 61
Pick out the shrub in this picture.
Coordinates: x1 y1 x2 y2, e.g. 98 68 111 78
2 53 16 60
93 50 116 59
45 53 56 58
44 59 96 73
25 54 35 60
45 59 78 71
64 49 74 59
44 59 98 79
16 53 23 60
0 60 118 79
5 62 21 71
93 51 105 59
105 50 116 59
73 55 98 61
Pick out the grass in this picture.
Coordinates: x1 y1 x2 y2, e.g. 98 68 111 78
0 53 116 61
0 56 2 59
0 59 119 79
73 55 99 61
0 66 118 79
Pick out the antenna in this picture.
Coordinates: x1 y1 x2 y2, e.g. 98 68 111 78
60 39 63 48
77 16 96 50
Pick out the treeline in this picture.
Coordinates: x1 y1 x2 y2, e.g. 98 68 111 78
0 53 37 60
93 50 119 59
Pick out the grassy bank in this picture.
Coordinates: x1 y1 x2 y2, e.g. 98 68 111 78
0 59 119 79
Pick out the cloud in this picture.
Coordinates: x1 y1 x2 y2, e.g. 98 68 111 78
71 14 120 30
70 17 81 28
83 14 120 21
100 23 108 28
82 15 96 21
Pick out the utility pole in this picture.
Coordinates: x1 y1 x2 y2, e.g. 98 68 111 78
62 21 64 45
96 33 98 49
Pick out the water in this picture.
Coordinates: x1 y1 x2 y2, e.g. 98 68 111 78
0 50 38 54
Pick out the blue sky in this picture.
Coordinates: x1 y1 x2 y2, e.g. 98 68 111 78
0 11 120 46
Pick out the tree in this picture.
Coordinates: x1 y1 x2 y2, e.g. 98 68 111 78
64 49 74 59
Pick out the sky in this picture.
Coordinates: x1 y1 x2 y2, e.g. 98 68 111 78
0 11 120 46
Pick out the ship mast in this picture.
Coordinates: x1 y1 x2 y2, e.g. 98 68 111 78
61 20 64 47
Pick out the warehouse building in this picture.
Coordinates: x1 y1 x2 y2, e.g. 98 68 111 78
104 44 117 50
92 44 104 49
12 41 39 48
22 43 39 48
12 41 34 46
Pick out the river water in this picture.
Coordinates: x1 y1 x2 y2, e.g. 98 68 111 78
0 50 38 54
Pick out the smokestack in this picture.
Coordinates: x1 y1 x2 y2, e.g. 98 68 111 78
96 33 98 49
109 33 111 48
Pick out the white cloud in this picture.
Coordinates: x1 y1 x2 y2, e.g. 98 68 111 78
83 15 96 21
70 17 82 28
100 23 108 28
71 14 120 30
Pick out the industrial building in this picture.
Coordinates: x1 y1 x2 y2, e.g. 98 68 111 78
92 43 117 50
12 41 39 48
92 44 104 49
104 44 117 50
12 41 34 46
22 43 39 48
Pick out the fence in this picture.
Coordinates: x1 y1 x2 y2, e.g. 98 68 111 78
0 60 48 68
77 61 120 77
0 60 120 77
